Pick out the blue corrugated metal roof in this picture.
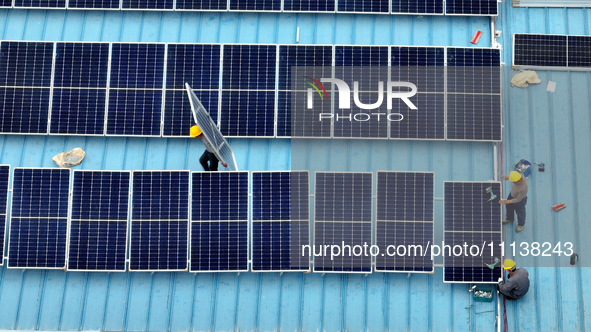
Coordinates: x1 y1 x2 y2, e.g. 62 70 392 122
0 2 590 331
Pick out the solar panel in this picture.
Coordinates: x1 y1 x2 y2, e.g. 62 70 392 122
375 172 434 272
0 0 11 6
14 0 65 7
252 171 310 272
220 44 277 137
0 166 9 265
109 43 165 89
175 0 227 9
446 48 502 141
68 171 130 271
229 0 281 10
391 0 444 14
443 182 502 283
129 171 189 271
106 90 162 136
8 168 70 269
568 36 591 67
283 0 335 11
190 172 249 272
337 0 389 13
67 0 119 8
122 0 172 9
445 0 497 15
513 34 567 67
313 172 372 273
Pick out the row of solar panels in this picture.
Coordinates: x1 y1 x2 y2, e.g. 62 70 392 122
0 166 502 283
0 0 498 15
513 33 591 69
0 41 502 141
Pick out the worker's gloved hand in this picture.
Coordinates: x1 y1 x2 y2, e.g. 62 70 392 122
221 162 228 168
498 277 504 283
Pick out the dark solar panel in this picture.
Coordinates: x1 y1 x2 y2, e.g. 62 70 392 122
445 0 497 15
0 166 9 264
106 90 162 136
375 172 434 272
0 0 11 6
130 171 189 271
166 44 221 90
568 36 591 67
163 90 219 137
50 89 106 135
0 88 50 134
283 0 335 11
337 0 389 13
314 172 372 273
220 91 275 137
110 43 165 89
252 171 310 271
221 44 276 90
68 171 130 271
175 0 227 9
446 94 502 141
67 0 119 8
0 41 54 87
122 0 172 9
8 168 70 269
229 0 281 10
190 172 249 272
513 34 567 67
14 0 65 7
443 182 502 283
54 42 109 88
391 0 443 14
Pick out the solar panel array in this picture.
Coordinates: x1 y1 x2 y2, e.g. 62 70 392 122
68 171 130 271
0 41 501 141
314 172 372 273
0 166 9 264
190 172 249 272
376 172 434 272
8 168 70 269
443 182 502 283
252 171 310 271
4 0 496 14
513 34 591 68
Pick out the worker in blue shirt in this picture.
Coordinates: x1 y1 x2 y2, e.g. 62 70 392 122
498 259 530 300
190 125 227 171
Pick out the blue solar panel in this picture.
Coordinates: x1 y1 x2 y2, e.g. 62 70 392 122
14 0 65 7
445 0 497 15
221 44 276 90
68 171 130 271
446 94 502 141
283 0 334 11
0 166 9 264
130 171 189 271
229 0 281 10
252 171 310 271
163 90 218 137
8 168 70 268
0 0 10 6
67 0 118 8
0 41 54 87
443 182 502 283
376 221 433 272
220 91 275 136
166 44 221 90
389 93 445 140
314 172 372 273
513 34 567 67
0 88 50 134
567 36 591 67
190 172 248 272
175 0 227 9
106 90 162 136
54 42 109 88
337 0 389 13
391 0 443 14
122 0 172 9
50 89 106 135
110 43 165 89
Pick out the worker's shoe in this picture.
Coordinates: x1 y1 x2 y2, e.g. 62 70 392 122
515 226 524 233
502 219 514 224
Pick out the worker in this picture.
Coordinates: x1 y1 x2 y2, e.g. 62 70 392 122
190 125 227 171
499 171 528 233
498 259 530 300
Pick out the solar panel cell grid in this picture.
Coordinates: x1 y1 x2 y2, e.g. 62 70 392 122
445 0 497 15
67 0 119 8
54 43 109 88
110 43 165 89
0 166 9 263
166 44 221 90
567 36 591 67
175 0 227 10
229 0 281 10
337 0 389 13
106 90 162 136
0 0 11 6
391 0 443 14
163 90 219 137
0 88 50 134
0 41 54 87
376 221 433 272
121 0 173 9
283 0 335 11
513 34 567 67
14 0 65 7
50 89 106 135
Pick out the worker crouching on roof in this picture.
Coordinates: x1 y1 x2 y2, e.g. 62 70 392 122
499 171 529 233
498 259 530 300
190 125 227 171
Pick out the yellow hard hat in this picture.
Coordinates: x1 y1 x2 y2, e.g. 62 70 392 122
190 125 202 137
504 259 516 270
509 171 522 182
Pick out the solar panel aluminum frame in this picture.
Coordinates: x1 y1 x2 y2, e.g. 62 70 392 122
7 167 71 270
190 171 250 273
444 0 499 16
444 46 503 142
250 170 311 272
312 171 374 274
374 171 435 274
0 165 10 266
335 0 391 14
512 33 591 71
129 170 190 272
66 170 131 272
442 180 503 284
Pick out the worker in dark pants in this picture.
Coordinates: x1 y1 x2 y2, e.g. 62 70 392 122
498 259 530 300
190 125 227 171
500 171 528 233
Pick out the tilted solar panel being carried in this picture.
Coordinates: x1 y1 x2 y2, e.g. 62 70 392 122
229 0 281 10
283 0 335 11
391 0 443 14
220 44 277 137
445 0 497 15
0 166 9 265
68 171 131 271
375 172 434 272
252 171 310 271
446 48 501 141
314 172 372 273
130 171 189 271
337 0 389 12
443 182 502 283
190 172 249 272
8 168 70 269
0 41 54 134
51 42 110 135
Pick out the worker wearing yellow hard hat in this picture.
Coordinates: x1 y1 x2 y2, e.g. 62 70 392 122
498 259 530 300
500 170 529 233
190 125 227 171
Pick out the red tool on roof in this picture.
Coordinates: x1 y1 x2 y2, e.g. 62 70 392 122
552 203 566 211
